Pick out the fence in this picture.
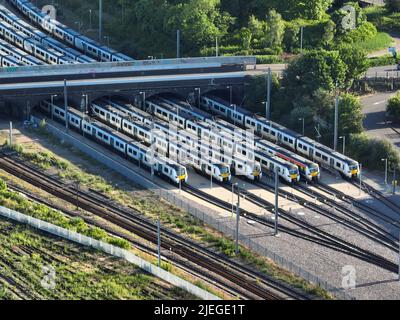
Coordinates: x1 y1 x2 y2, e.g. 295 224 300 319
0 205 220 300
0 56 256 76
156 188 355 300
32 117 354 300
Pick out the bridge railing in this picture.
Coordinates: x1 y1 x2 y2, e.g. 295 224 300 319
0 56 257 76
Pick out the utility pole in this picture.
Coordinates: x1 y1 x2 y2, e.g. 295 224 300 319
157 219 161 268
359 163 362 196
151 118 155 178
393 166 397 195
266 68 271 120
339 136 346 155
274 167 279 236
64 79 68 133
300 26 304 53
99 0 103 42
235 185 240 255
382 158 388 186
8 121 12 146
231 183 236 216
334 95 339 151
215 36 219 57
176 29 180 58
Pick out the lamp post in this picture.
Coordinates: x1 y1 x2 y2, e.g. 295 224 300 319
382 158 388 186
140 91 146 111
231 104 237 126
89 9 92 30
232 182 237 216
339 136 346 155
226 85 232 106
194 87 201 107
50 94 57 120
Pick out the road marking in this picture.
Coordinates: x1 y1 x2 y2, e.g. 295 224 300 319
373 100 386 105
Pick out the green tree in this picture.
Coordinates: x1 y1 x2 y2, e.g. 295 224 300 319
283 23 300 53
338 93 364 137
322 20 336 48
239 27 252 53
282 50 347 96
337 45 368 88
385 0 400 12
387 91 400 120
265 9 285 53
165 0 234 55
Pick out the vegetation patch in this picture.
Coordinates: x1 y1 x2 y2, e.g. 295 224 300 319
0 217 193 300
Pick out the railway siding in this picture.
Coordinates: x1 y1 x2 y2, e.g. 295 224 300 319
0 204 219 300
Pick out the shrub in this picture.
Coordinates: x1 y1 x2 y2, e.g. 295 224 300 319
387 91 400 120
348 133 400 171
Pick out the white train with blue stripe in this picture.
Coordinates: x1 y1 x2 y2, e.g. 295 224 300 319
201 94 360 179
8 0 133 62
0 4 94 63
90 100 232 182
38 100 187 184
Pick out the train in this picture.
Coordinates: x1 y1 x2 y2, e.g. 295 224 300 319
0 38 44 65
0 50 22 66
90 100 232 183
90 98 305 184
8 0 133 62
208 118 319 181
201 94 360 179
38 100 187 184
143 97 304 183
0 4 95 63
0 20 75 64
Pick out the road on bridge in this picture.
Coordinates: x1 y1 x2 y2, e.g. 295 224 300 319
361 92 400 148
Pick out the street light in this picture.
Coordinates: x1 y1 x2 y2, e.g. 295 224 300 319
194 87 201 107
232 182 238 216
382 158 388 186
50 94 57 120
339 136 346 155
89 9 92 30
226 85 232 106
298 117 305 136
139 91 146 110
104 36 110 47
231 104 237 125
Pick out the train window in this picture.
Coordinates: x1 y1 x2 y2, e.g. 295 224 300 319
123 122 127 128
238 164 243 170
322 155 328 161
315 152 322 158
336 161 341 168
271 131 276 136
98 132 103 138
283 137 288 142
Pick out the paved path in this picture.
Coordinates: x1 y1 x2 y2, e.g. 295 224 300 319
367 35 400 58
360 92 400 148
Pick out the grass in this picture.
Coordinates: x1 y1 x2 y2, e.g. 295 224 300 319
0 175 131 250
1 127 334 299
365 6 400 35
353 31 394 52
0 217 194 300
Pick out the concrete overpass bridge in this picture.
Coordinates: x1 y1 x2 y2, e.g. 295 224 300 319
0 56 256 117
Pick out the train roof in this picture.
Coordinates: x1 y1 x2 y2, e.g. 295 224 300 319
298 136 358 164
160 96 212 120
108 99 152 119
150 98 198 121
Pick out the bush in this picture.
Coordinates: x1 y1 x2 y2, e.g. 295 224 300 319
0 178 6 191
348 133 400 171
367 54 397 68
256 55 283 64
387 91 400 120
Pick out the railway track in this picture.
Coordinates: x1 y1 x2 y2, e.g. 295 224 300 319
193 177 398 274
0 151 309 300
